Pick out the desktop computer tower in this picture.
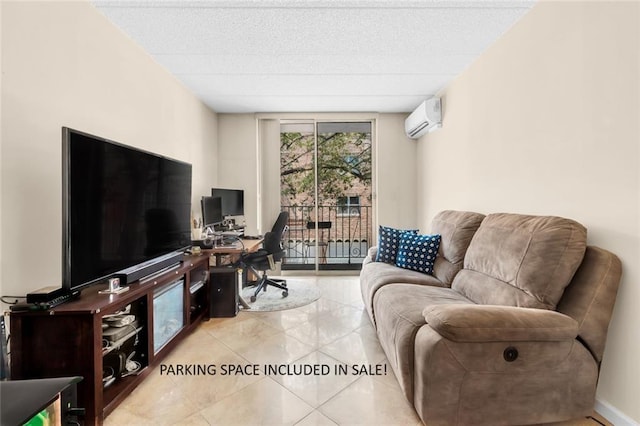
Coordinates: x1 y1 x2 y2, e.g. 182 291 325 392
209 267 238 317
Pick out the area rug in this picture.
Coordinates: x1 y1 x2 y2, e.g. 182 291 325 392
241 278 320 312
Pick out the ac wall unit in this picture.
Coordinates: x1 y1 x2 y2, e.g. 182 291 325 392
405 98 442 139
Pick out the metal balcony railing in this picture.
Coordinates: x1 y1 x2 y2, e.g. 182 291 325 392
280 204 372 270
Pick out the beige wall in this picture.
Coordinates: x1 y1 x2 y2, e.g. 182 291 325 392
1 1 218 297
216 113 259 234
376 113 417 230
417 1 639 422
217 113 417 241
258 119 283 233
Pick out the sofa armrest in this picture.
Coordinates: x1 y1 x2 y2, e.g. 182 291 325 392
423 304 579 343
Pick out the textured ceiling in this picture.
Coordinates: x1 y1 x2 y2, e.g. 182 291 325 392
92 0 535 113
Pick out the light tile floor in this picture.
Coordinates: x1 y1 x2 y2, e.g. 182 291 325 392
105 276 611 426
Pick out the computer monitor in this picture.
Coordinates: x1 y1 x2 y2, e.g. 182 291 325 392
201 196 223 230
211 188 244 217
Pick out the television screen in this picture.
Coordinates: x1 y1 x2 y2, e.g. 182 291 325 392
62 128 192 293
211 188 244 216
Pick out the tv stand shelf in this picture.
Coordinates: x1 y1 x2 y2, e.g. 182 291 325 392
9 254 210 425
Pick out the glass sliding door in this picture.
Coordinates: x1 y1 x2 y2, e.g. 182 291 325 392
279 120 316 270
280 120 372 271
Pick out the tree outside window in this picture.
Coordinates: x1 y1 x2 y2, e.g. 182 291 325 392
280 130 371 208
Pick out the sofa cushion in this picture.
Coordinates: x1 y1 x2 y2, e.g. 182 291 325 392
430 210 486 285
375 225 418 264
360 261 446 327
395 233 441 275
373 284 474 400
452 213 587 310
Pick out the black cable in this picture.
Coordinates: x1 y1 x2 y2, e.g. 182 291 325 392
1 295 26 305
128 323 139 346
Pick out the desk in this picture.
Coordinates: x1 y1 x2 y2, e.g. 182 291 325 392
203 238 263 267
203 238 263 310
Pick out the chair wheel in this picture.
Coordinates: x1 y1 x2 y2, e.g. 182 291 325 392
250 295 256 303
282 291 289 298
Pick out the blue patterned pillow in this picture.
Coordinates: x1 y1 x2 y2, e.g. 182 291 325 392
395 233 441 275
375 226 418 264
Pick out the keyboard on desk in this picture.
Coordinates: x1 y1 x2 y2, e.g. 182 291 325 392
220 236 242 248
220 230 243 237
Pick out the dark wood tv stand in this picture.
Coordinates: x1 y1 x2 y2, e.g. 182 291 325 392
9 254 210 425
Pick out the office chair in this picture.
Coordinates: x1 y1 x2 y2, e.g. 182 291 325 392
239 211 289 303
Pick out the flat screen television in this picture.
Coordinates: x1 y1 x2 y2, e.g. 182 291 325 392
211 188 244 217
62 127 192 294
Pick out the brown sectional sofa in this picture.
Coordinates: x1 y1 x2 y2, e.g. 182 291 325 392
360 210 621 425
